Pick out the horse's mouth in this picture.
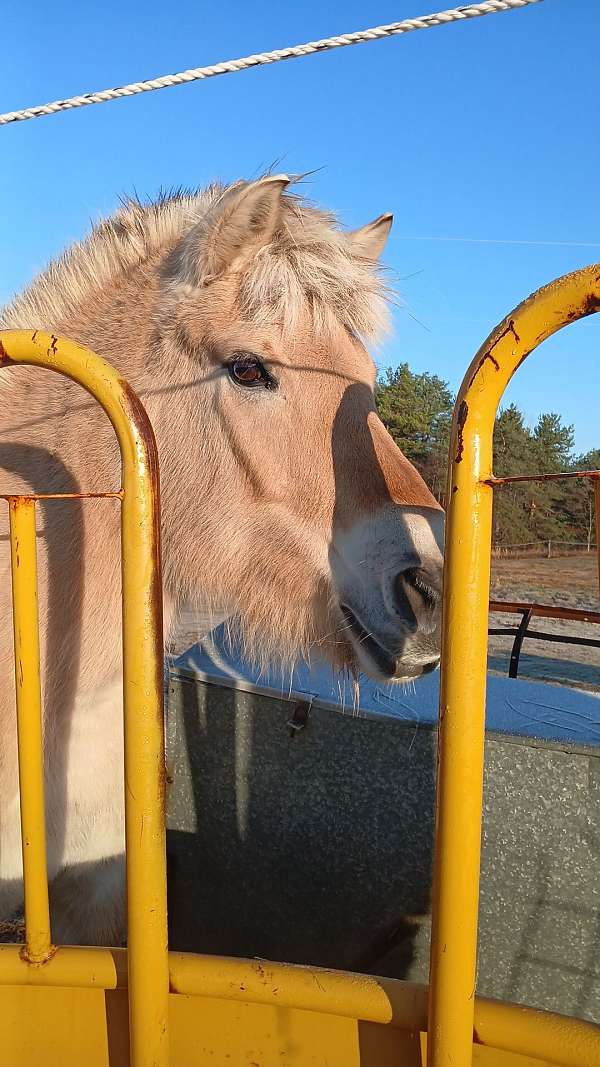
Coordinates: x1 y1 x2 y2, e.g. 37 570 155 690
341 605 398 679
340 605 440 682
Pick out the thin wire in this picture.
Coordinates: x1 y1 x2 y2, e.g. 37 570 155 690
393 235 600 248
0 1 542 127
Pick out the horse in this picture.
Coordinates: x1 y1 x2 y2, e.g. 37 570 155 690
0 174 444 945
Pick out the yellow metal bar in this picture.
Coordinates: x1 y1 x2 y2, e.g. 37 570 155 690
8 496 52 963
0 944 598 1067
0 944 128 989
428 265 600 1067
0 330 168 1067
1 943 597 1067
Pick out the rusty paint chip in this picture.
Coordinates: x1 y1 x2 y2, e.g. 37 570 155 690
582 293 600 317
468 350 500 388
454 400 469 464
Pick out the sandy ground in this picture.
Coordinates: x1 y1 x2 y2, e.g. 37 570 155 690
167 555 599 693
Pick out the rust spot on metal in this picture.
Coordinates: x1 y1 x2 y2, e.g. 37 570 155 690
468 351 500 388
0 338 13 365
48 335 59 355
492 318 520 349
452 485 458 494
581 292 600 317
564 293 600 321
157 755 167 809
31 330 38 343
455 400 468 463
18 659 23 687
513 347 533 373
471 318 520 387
19 942 58 965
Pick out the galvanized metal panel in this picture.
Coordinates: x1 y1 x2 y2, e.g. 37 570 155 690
166 670 600 1024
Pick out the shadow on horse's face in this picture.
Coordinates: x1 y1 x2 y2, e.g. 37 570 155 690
161 291 443 683
150 175 444 680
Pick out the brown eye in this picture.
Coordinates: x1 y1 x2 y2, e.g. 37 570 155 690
228 355 276 390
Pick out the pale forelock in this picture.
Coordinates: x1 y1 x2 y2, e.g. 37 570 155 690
1 179 391 343
238 192 391 342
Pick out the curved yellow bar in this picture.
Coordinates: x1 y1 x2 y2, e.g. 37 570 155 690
428 265 600 1067
0 330 168 1067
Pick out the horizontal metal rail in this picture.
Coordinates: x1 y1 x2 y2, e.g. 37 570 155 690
488 465 600 596
0 491 123 500
488 469 600 485
489 599 600 679
0 944 599 1067
490 599 600 624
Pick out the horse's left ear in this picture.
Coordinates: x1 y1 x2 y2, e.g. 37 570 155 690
347 213 393 260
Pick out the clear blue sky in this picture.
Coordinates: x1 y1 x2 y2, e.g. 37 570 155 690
2 0 599 453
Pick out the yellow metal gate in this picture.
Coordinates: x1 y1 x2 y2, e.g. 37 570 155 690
0 265 599 1066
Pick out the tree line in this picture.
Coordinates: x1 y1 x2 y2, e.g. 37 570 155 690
375 364 599 549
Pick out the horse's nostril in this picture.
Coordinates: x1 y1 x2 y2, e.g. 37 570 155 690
404 566 442 605
395 565 442 625
420 658 439 676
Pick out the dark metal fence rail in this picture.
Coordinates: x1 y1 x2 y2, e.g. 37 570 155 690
488 599 600 679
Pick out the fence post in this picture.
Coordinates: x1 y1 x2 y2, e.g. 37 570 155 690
589 480 593 597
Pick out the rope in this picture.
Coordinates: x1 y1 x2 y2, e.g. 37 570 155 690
0 0 542 127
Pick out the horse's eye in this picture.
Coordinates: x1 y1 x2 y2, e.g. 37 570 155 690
228 355 275 390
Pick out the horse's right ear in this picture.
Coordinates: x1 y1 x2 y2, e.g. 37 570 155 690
178 175 290 285
347 213 393 260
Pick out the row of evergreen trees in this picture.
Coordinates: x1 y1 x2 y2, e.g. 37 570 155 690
375 364 599 548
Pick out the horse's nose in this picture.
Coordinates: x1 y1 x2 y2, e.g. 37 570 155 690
394 563 443 634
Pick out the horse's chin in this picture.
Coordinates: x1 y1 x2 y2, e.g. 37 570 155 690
336 607 440 686
350 650 440 686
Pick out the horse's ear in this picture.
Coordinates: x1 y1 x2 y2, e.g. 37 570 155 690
347 213 393 260
182 175 290 284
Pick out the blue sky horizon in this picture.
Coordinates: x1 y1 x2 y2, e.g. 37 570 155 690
3 0 599 453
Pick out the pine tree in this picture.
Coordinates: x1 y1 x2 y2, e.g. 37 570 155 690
492 406 536 545
566 448 600 550
375 363 597 549
375 364 454 502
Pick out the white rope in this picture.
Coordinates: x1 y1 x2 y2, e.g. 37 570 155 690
0 0 542 127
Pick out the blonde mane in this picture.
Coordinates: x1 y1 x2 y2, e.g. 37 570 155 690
2 180 391 342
